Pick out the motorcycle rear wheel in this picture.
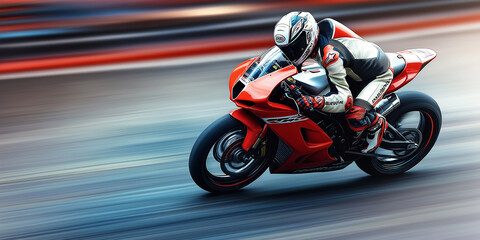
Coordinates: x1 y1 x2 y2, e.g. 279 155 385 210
356 91 442 176
189 114 277 193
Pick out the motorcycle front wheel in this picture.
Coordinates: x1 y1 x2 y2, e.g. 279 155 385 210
189 114 277 193
356 91 442 176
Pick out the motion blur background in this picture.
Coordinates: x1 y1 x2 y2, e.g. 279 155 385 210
2 0 480 239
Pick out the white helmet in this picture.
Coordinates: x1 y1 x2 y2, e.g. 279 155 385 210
274 12 319 66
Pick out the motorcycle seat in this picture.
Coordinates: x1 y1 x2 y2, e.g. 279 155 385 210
386 53 406 78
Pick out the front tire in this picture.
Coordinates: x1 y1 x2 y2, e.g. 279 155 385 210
356 91 442 176
189 114 277 193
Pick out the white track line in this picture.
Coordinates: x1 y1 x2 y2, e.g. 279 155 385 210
0 155 184 184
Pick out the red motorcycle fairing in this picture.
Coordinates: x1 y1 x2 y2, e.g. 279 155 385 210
229 58 255 100
230 108 336 173
229 64 335 173
229 108 262 152
228 47 436 174
386 49 436 94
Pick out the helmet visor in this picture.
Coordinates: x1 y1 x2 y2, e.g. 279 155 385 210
278 31 308 65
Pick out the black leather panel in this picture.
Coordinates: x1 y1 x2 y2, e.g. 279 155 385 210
329 39 390 81
386 53 406 78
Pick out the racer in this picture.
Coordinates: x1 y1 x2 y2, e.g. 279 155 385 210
274 12 392 153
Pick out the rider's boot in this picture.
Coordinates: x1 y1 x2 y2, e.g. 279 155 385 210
361 115 388 153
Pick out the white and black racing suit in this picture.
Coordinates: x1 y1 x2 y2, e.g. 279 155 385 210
313 18 393 131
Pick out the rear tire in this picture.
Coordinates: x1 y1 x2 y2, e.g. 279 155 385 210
356 91 442 176
189 114 277 193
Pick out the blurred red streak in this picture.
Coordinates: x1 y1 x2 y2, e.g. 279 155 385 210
1 13 480 74
0 0 29 4
355 13 480 36
0 7 28 13
0 35 272 74
0 0 43 5
0 16 27 21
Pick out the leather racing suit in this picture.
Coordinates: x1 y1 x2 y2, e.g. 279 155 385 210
312 18 393 134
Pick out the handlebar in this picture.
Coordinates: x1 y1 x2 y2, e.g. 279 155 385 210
281 79 315 113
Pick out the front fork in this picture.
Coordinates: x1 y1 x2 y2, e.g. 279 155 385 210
229 109 268 153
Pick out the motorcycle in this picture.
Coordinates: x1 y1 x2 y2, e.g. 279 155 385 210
189 44 441 193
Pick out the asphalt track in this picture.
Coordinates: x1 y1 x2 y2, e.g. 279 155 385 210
1 26 480 239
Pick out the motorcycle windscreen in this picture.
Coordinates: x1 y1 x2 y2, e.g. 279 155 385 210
242 46 292 82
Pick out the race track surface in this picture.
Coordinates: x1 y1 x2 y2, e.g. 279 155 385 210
1 27 480 239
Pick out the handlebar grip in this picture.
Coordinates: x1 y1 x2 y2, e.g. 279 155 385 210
291 88 302 99
282 81 301 97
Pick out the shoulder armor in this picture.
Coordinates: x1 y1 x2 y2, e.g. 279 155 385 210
322 45 339 67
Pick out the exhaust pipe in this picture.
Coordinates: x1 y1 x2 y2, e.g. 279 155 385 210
375 93 400 116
